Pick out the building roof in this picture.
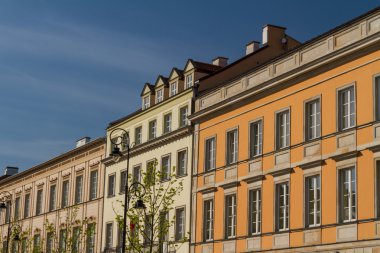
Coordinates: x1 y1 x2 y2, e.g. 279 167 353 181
140 83 155 96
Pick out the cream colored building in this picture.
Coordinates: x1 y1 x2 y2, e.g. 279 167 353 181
0 137 106 253
102 60 222 253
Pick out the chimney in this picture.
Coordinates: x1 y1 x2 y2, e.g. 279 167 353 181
262 24 287 46
76 137 91 148
4 166 18 176
212 57 228 67
246 41 260 55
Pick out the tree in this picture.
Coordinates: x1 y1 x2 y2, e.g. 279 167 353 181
114 158 186 253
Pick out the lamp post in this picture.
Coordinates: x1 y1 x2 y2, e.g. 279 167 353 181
109 128 146 253
0 191 12 253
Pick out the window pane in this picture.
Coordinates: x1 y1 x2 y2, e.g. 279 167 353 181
203 200 214 241
225 195 236 238
62 180 69 208
75 175 83 204
90 170 98 200
177 150 187 176
205 138 216 171
250 120 263 157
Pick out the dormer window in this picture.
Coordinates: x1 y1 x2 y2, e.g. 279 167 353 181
185 74 193 89
142 96 150 110
170 82 178 97
156 89 163 103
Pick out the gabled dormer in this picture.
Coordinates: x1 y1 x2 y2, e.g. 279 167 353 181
168 67 184 96
154 75 169 103
140 83 155 110
183 59 222 91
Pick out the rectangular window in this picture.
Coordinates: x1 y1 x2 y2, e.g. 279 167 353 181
135 126 142 145
159 211 169 251
59 229 67 253
226 129 238 165
250 120 263 157
142 96 150 110
177 150 187 176
375 76 380 120
61 180 69 208
305 175 321 227
33 234 41 252
120 170 127 194
146 161 155 187
185 74 193 89
72 227 81 253
161 155 171 181
170 82 178 96
24 193 30 218
4 200 10 223
133 165 141 183
89 170 98 200
276 110 290 150
205 137 216 171
203 199 214 241
305 99 321 141
179 106 189 127
105 223 113 249
86 223 96 253
175 208 185 241
225 194 237 238
156 89 163 103
36 189 43 215
248 189 261 234
163 113 172 134
49 184 57 211
108 174 116 197
121 132 129 151
75 175 83 204
144 215 153 244
46 232 54 253
339 167 356 222
14 196 20 220
276 182 289 231
338 86 355 130
21 238 27 253
149 120 157 139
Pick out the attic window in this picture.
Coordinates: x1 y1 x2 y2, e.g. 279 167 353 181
156 89 163 103
170 82 178 97
185 74 193 89
142 96 150 110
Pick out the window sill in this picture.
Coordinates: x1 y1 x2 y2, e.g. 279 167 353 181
176 174 188 179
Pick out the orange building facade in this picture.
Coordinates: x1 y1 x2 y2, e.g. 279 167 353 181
191 8 380 253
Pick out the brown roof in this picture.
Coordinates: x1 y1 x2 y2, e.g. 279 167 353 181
140 83 155 96
192 60 222 73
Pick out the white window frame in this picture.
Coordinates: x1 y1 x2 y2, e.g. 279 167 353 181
175 207 186 241
163 113 172 134
276 109 290 150
142 96 150 110
149 120 157 139
108 174 116 197
49 184 56 212
89 170 98 200
226 128 238 165
61 180 69 208
185 74 193 89
75 175 83 204
225 194 237 239
338 86 355 131
276 182 289 231
156 89 163 103
135 126 142 145
203 199 214 242
205 137 216 171
177 149 187 177
248 188 261 235
133 165 142 183
305 98 321 141
338 166 356 223
24 193 30 219
305 175 321 227
161 154 171 181
250 119 263 157
36 188 43 215
179 106 189 127
170 82 178 96
105 222 113 249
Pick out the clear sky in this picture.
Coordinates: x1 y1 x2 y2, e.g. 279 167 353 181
0 0 378 172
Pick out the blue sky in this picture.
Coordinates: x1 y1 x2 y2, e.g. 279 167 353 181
0 1 378 171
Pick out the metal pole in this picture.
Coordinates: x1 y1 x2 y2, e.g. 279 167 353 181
121 145 130 253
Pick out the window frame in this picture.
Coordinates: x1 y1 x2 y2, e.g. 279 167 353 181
160 154 171 182
275 181 289 232
133 164 142 183
304 97 321 141
89 169 98 200
148 119 157 140
275 108 291 150
338 166 357 223
156 89 164 103
163 112 172 134
119 169 128 194
142 96 150 110
203 199 214 242
226 128 239 165
249 118 263 158
35 188 43 216
74 174 84 204
134 125 142 145
179 105 189 128
61 179 70 208
175 206 186 241
185 74 193 89
107 173 116 198
337 84 356 131
304 174 321 227
24 193 30 219
105 222 113 249
248 188 262 235
224 194 237 239
204 136 216 172
170 82 178 96
177 148 188 177
49 184 57 212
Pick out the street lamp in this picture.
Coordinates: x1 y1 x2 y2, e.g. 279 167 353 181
109 128 146 253
0 191 12 253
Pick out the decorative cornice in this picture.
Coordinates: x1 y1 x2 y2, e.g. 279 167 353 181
102 126 192 166
330 150 361 162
